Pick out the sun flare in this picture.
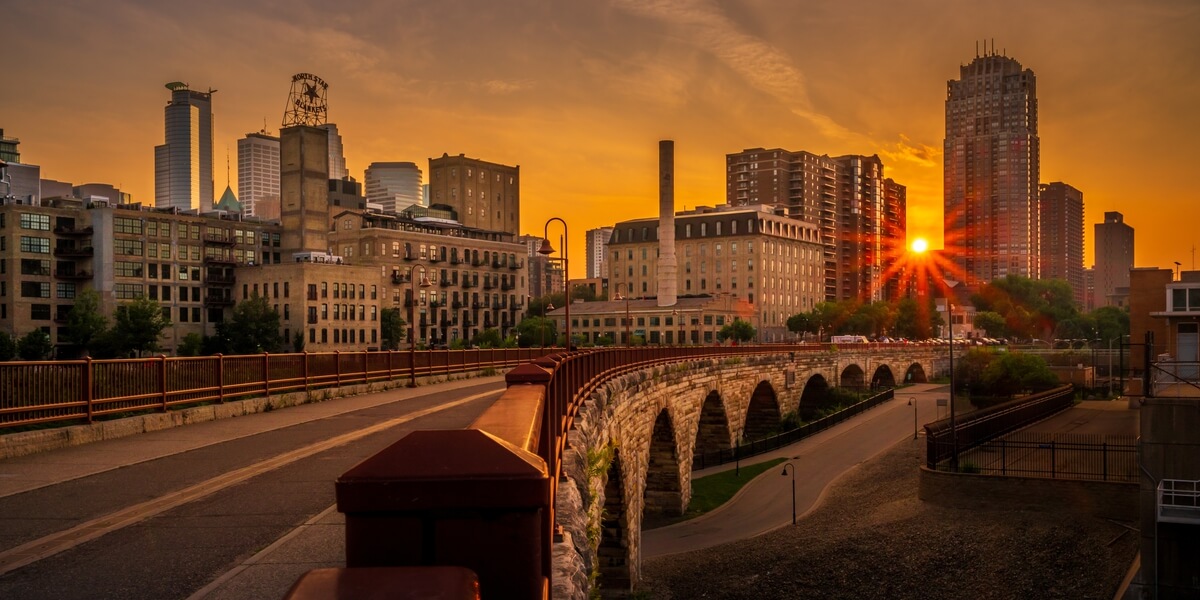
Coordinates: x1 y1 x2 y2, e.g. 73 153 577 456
911 238 929 253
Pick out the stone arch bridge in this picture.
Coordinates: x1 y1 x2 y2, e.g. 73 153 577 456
330 345 942 599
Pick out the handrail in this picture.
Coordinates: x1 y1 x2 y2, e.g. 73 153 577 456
0 348 554 431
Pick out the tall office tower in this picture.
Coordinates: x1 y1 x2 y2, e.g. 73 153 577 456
586 227 614 279
428 153 519 235
364 162 422 212
943 45 1040 286
1038 182 1085 305
279 125 330 254
881 177 908 300
321 124 348 180
154 82 216 213
725 148 906 302
237 131 280 218
1094 211 1134 308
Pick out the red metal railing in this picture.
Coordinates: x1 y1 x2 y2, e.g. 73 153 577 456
0 348 552 430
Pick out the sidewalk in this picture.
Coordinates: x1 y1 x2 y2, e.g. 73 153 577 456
0 375 507 499
643 383 948 557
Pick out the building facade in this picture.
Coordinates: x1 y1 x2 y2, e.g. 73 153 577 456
1095 211 1134 309
365 162 422 213
154 82 216 213
321 124 348 181
428 154 519 235
237 131 280 219
1038 182 1084 305
586 226 613 279
725 148 906 302
608 204 823 341
943 49 1040 286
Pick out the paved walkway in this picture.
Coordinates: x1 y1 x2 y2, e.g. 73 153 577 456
643 383 948 558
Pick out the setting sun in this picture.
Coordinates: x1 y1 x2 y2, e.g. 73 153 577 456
911 238 929 253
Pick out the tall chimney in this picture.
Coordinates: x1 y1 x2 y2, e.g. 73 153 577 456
657 140 678 307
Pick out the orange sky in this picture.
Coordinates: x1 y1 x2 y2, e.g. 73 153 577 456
4 0 1199 279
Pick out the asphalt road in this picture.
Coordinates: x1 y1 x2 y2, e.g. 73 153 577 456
0 378 505 600
643 384 948 558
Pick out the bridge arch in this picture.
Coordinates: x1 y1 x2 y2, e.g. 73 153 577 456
694 390 732 458
870 364 896 389
904 362 928 384
598 449 632 595
798 373 830 421
743 381 781 442
840 363 865 390
643 409 683 522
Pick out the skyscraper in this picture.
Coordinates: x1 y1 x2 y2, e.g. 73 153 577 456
1038 182 1084 305
154 82 216 213
943 46 1040 286
586 226 614 279
321 124 348 180
1094 211 1134 308
725 148 907 302
237 131 280 218
365 162 422 213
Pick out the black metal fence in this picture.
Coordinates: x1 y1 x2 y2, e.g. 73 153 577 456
692 388 894 470
925 384 1074 470
954 432 1138 482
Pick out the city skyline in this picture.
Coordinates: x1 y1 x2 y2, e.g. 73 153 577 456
3 0 1199 278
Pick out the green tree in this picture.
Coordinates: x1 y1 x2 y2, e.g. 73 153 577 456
980 352 1059 397
449 337 467 350
111 297 171 356
973 311 1008 338
293 330 306 353
515 317 557 347
178 333 204 357
570 283 598 302
471 327 503 348
786 312 818 337
221 295 282 354
526 293 566 320
0 331 16 361
1089 305 1129 345
954 347 997 393
595 334 614 347
380 308 405 351
718 318 756 343
63 289 109 355
971 275 1080 341
17 329 54 361
892 297 938 340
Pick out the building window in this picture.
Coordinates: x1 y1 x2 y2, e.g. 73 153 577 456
114 283 144 299
57 283 76 299
31 304 51 320
19 213 50 231
20 236 50 254
21 282 50 298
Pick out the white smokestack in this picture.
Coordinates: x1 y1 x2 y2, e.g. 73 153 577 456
657 140 678 307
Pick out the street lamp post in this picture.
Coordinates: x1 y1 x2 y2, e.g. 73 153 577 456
406 265 432 388
539 218 569 351
908 397 918 439
781 462 797 525
945 299 959 471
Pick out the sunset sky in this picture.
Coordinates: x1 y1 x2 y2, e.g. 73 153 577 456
4 0 1199 279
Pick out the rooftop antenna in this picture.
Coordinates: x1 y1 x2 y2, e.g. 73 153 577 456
225 147 231 187
975 40 979 58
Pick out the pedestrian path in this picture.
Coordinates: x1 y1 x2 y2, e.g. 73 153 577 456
643 383 948 557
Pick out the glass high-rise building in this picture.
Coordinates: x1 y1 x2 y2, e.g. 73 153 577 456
237 131 280 219
365 162 422 213
943 48 1040 286
154 82 215 213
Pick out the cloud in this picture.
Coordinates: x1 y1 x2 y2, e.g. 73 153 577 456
482 79 536 95
611 0 853 140
879 134 941 168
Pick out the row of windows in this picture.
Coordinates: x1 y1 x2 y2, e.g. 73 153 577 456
146 285 202 303
20 213 51 231
304 282 374 301
308 328 379 346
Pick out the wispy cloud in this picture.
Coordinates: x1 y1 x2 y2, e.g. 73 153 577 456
611 0 853 140
879 134 941 168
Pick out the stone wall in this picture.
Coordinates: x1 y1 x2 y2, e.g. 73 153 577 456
551 346 940 598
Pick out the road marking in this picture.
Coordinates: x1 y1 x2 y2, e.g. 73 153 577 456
0 389 499 577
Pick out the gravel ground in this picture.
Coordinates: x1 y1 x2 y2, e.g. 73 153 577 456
639 438 1138 600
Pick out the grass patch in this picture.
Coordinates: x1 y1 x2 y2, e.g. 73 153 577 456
651 457 787 528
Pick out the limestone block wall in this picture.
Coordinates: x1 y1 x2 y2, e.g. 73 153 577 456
551 347 938 599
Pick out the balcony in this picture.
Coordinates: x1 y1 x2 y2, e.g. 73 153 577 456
206 274 235 285
54 225 93 236
462 320 474 328
509 261 524 270
439 319 454 327
501 283 515 291
204 255 237 265
54 269 92 280
404 299 417 308
204 233 235 246
472 301 485 309
402 253 416 261
439 279 454 288
452 301 464 309
53 246 94 258
429 255 443 263
204 295 235 307
391 274 410 285
450 257 464 265
429 301 442 309
472 259 486 267
483 282 495 290
462 280 476 289
1159 479 1200 524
